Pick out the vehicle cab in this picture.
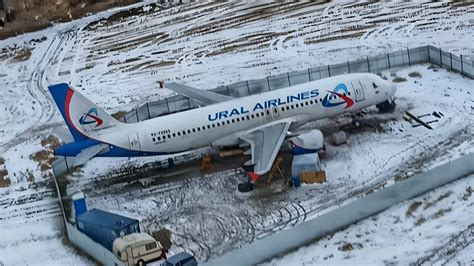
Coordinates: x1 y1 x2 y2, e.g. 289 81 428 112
113 233 165 266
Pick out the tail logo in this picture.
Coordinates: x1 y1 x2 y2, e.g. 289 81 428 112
322 83 354 109
79 108 103 127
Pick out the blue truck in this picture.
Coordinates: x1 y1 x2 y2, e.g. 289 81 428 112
75 208 141 251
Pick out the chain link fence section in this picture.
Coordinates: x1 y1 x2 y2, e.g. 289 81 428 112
119 45 473 124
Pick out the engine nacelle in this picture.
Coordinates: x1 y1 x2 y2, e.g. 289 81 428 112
288 129 324 155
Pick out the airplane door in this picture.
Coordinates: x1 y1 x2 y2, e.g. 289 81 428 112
351 81 365 102
128 132 141 151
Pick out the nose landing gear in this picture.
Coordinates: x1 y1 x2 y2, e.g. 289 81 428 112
376 98 396 113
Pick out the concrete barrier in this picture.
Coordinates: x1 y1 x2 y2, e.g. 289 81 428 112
205 154 474 266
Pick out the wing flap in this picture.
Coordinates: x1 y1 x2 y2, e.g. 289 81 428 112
240 122 291 175
166 83 233 105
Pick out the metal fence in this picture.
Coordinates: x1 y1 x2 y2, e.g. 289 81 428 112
52 45 473 177
120 45 473 123
205 154 474 266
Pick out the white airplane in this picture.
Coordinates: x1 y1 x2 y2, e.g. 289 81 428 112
49 73 396 183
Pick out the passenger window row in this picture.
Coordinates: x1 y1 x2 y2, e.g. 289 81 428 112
151 90 351 143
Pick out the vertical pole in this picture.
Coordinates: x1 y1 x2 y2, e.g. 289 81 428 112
135 108 139 122
428 46 431 63
439 48 442 67
267 76 271 91
124 114 127 123
146 102 151 119
461 54 464 75
407 48 411 66
246 81 251 95
347 60 350 73
226 85 230 96
387 53 391 69
308 68 312 81
327 65 331 77
187 98 191 109
287 72 291 86
367 56 370 72
450 52 453 71
165 98 170 113
64 157 69 172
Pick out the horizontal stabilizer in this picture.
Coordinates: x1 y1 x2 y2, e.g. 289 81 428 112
74 144 108 167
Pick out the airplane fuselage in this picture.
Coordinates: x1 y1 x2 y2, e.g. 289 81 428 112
86 73 395 156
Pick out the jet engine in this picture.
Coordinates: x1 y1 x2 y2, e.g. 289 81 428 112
288 129 324 155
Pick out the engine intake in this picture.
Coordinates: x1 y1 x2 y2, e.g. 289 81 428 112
288 129 324 155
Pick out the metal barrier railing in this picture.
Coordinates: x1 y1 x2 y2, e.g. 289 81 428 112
120 45 473 123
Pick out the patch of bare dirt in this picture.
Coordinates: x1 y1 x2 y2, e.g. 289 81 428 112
0 0 141 40
406 201 422 217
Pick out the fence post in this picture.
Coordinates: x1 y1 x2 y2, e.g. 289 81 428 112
367 56 370 72
387 53 391 69
461 54 464 75
287 72 291 86
347 60 350 73
450 52 453 71
135 108 139 122
246 81 251 95
124 114 127 123
165 98 170 113
327 65 331 77
407 48 411 65
308 68 312 81
146 102 151 119
64 157 69 172
428 46 431 63
266 76 271 91
439 48 442 67
226 85 230 96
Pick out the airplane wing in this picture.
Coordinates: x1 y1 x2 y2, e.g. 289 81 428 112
73 144 109 167
240 121 291 179
166 82 233 105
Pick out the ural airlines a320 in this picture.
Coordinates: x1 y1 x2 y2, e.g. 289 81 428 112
49 73 396 183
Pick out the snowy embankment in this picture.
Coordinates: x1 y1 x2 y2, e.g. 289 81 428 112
266 173 474 265
0 1 472 264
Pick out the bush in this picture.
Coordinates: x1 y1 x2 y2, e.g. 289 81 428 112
392 77 407 83
408 71 422 78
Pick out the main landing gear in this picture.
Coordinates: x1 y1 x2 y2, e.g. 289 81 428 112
351 111 365 128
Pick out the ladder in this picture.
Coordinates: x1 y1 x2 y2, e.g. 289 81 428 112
267 155 284 184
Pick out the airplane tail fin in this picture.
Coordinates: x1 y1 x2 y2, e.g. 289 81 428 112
49 83 120 142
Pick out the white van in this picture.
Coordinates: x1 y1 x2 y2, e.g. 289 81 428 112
113 233 165 266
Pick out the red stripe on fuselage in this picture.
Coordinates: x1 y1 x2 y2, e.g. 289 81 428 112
332 91 354 109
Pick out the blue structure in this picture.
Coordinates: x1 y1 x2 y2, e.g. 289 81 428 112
72 192 87 217
75 208 140 251
292 176 301 188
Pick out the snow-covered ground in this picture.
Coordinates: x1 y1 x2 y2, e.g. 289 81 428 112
0 1 473 264
266 173 474 265
70 65 474 262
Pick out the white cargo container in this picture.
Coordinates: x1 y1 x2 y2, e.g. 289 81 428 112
113 233 165 266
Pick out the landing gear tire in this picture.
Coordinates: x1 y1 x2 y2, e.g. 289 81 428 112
352 120 361 128
238 182 254 193
376 98 396 113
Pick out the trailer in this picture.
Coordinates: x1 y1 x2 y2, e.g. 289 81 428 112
76 208 140 251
